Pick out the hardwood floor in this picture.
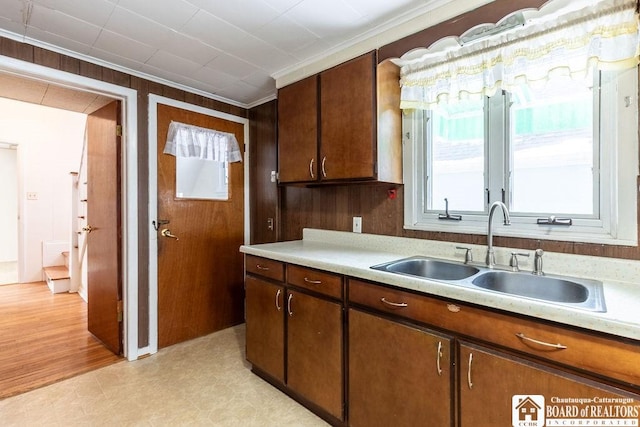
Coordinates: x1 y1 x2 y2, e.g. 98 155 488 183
0 282 122 399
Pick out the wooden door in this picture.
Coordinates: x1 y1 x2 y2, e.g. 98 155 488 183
349 309 453 427
320 51 376 181
277 75 318 183
156 104 245 348
245 276 285 382
459 342 640 426
287 290 343 420
86 100 122 355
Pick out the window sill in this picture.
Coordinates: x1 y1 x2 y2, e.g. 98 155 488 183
403 221 638 247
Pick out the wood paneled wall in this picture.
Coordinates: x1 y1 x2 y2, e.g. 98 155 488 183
249 100 279 244
0 36 248 347
279 180 640 260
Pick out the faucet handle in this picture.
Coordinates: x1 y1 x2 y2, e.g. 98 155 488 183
456 246 473 264
509 252 530 272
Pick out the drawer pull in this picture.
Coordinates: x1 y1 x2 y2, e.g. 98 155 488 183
256 264 270 271
287 293 293 317
467 352 473 389
380 297 408 308
303 277 322 285
516 332 567 350
275 289 282 311
436 341 443 376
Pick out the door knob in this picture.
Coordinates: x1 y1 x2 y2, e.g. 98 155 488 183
161 229 179 240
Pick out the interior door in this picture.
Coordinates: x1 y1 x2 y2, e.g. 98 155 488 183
156 104 245 348
86 100 122 355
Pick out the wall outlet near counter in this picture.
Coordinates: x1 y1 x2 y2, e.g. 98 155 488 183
353 217 362 233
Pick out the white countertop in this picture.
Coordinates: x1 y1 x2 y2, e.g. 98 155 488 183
240 229 640 341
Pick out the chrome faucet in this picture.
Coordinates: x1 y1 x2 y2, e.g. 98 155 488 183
486 201 511 267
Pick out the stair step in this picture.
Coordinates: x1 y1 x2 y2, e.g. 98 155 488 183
43 266 70 293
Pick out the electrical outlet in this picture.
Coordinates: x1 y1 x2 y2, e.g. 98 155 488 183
353 216 362 233
27 192 38 200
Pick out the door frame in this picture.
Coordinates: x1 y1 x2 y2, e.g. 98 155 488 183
147 94 250 356
0 55 140 361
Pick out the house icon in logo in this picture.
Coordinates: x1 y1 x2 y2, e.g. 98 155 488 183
512 395 545 427
516 396 542 421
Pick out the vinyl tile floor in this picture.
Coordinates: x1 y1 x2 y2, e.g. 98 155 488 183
0 325 329 426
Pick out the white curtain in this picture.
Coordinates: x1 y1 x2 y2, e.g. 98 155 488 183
164 121 242 162
399 0 640 110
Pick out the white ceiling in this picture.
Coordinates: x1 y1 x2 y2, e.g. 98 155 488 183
0 0 475 108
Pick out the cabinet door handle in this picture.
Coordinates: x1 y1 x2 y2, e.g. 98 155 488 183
287 293 293 317
303 277 322 285
515 332 567 350
275 289 282 311
436 341 443 376
380 297 408 308
256 264 270 271
309 158 315 179
321 156 327 178
467 352 474 389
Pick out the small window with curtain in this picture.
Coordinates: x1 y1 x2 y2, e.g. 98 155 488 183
399 0 639 245
163 121 242 201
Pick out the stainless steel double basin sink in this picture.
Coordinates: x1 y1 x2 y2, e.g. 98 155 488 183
371 256 606 312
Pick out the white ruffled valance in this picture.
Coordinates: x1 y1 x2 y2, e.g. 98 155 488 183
164 121 242 162
399 0 640 110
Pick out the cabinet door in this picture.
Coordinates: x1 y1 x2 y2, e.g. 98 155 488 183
349 309 453 427
320 52 376 181
287 290 343 420
278 75 318 183
459 342 640 426
245 276 285 383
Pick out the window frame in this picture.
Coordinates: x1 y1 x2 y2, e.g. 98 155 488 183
403 68 638 246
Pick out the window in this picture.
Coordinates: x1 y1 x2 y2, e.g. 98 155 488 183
399 0 639 245
404 67 638 245
176 158 229 200
427 99 485 212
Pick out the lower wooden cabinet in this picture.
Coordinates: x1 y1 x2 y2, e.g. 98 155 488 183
348 308 453 427
246 260 640 426
245 275 285 382
459 342 639 426
288 290 344 420
245 261 344 423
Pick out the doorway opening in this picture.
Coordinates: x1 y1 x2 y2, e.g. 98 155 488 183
0 141 17 286
0 54 140 396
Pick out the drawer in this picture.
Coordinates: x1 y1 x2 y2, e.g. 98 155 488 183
349 278 451 325
245 255 285 282
287 265 343 300
348 279 640 388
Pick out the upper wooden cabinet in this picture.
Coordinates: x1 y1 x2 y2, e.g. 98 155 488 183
277 75 319 183
277 51 402 184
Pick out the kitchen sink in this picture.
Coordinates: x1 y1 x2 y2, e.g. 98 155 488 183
371 256 480 281
371 256 606 312
471 271 606 311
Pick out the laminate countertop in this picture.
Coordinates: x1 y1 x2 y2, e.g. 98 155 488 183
241 229 640 341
